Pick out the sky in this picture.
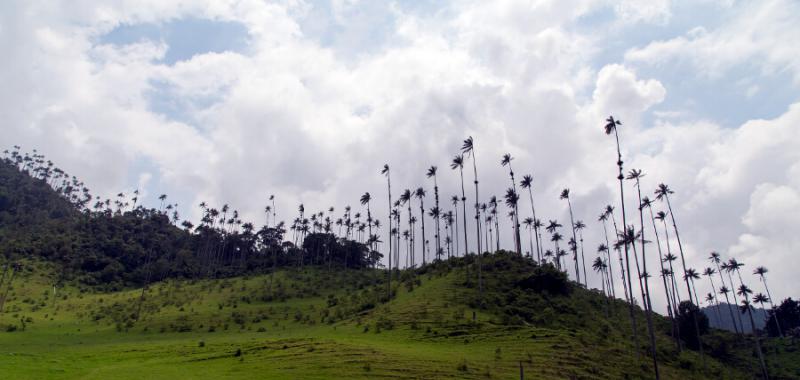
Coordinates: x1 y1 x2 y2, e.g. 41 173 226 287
2 0 799 315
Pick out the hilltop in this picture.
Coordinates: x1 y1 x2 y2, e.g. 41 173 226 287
1 151 799 379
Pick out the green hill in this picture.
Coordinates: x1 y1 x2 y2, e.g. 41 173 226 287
1 151 798 379
2 255 799 379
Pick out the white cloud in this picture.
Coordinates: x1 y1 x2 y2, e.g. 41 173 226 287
2 0 799 314
625 0 800 84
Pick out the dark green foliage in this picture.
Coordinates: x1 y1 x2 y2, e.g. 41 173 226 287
766 298 799 337
0 155 378 288
516 263 571 296
677 301 709 349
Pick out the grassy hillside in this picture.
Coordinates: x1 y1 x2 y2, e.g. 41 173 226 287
2 255 798 379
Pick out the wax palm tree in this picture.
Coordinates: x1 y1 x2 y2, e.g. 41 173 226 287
574 220 588 287
490 196 501 251
451 195 460 257
621 224 659 373
381 164 393 297
428 206 442 260
593 256 609 297
523 217 535 259
657 184 703 365
608 205 630 303
739 289 769 379
560 189 581 285
550 232 564 270
754 266 783 337
504 187 521 254
400 190 414 265
628 169 654 310
702 267 723 325
684 268 702 307
451 155 469 257
597 245 613 295
658 212 682 311
604 116 645 367
427 166 442 263
642 198 672 313
462 136 482 257
520 174 541 260
501 153 522 255
415 187 428 265
598 209 617 298
720 261 745 333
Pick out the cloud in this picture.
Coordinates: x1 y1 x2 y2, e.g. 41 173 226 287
2 0 799 314
625 0 800 84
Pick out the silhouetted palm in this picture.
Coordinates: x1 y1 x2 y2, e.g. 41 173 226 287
501 153 522 255
381 164 392 299
520 174 542 260
560 189 581 285
427 166 442 263
523 217 534 259
740 297 770 379
604 116 647 371
451 155 469 257
415 187 428 264
754 266 782 337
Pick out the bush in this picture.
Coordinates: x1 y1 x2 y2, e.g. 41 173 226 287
515 264 570 296
677 301 709 349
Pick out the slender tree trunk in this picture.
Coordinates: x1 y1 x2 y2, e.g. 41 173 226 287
600 220 616 298
566 199 581 285
612 130 642 364
746 305 770 379
526 188 541 261
418 197 426 265
648 208 679 350
761 277 783 337
459 168 469 257
664 194 704 365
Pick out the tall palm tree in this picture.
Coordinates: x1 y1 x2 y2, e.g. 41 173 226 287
520 174 541 261
504 188 521 254
381 164 393 299
501 154 522 255
523 217 535 259
598 208 617 298
451 195 460 257
574 220 588 287
604 116 642 362
723 259 747 333
427 166 442 262
593 256 609 297
451 156 469 257
719 284 735 326
754 266 783 337
658 212 682 311
400 190 414 266
628 169 654 310
489 196 500 251
739 287 769 379
608 205 631 304
415 187 428 265
656 183 704 365
462 136 482 257
702 267 723 325
428 206 442 260
560 189 581 285
621 224 659 376
642 197 679 348
597 245 613 295
546 220 563 270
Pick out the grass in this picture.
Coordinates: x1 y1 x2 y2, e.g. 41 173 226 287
1 255 797 379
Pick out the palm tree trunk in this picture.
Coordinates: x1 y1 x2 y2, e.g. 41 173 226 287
459 169 469 257
386 172 393 300
727 270 746 333
600 220 616 298
418 198 426 265
761 277 783 337
612 129 642 364
648 208 679 350
746 305 770 379
526 188 542 261
664 194 704 365
610 213 630 304
566 199 581 285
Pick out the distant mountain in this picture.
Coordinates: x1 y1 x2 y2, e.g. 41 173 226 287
703 302 767 333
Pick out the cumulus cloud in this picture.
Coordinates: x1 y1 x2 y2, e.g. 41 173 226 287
2 0 799 314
